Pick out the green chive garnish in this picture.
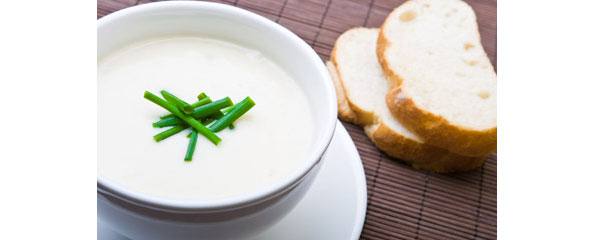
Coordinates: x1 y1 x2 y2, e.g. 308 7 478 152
144 91 221 145
161 97 212 119
209 97 255 132
221 105 234 114
201 118 216 126
184 130 198 161
146 90 255 161
153 116 185 128
220 105 235 129
183 96 212 113
190 97 233 119
161 90 191 113
153 125 187 142
159 114 173 120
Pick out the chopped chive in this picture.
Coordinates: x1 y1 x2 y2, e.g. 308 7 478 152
209 97 255 132
153 125 187 142
197 92 207 100
212 111 224 120
190 97 233 119
201 118 216 126
184 130 198 161
220 105 235 129
206 119 217 129
161 90 191 113
144 91 221 145
153 116 185 128
183 97 212 113
161 96 211 119
215 100 233 119
221 105 234 114
160 113 173 119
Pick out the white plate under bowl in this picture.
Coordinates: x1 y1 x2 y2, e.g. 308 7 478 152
99 122 367 240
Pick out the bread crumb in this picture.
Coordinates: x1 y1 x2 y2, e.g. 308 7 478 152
464 42 474 50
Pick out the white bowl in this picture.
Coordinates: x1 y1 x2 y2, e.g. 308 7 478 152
97 1 337 239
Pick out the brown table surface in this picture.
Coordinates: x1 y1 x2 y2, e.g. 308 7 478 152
98 0 497 239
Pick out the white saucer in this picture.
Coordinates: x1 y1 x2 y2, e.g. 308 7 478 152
99 122 367 240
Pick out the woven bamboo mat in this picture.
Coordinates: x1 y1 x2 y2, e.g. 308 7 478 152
98 1 497 239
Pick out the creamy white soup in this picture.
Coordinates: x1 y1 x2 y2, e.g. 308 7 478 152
98 36 313 200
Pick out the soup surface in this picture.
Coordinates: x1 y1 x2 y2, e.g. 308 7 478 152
98 36 313 200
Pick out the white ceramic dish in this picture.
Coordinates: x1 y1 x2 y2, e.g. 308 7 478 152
98 1 337 239
99 122 367 240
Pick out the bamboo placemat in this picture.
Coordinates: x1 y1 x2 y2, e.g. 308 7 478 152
98 1 497 239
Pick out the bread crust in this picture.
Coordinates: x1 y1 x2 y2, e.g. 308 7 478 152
365 122 485 172
331 58 485 172
386 87 496 157
326 61 358 123
376 25 402 88
377 1 497 157
327 27 486 172
330 43 376 126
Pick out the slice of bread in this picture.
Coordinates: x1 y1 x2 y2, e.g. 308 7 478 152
329 27 484 172
378 0 497 157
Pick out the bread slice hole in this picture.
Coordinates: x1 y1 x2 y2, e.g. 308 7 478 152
478 91 490 99
464 59 478 66
400 11 417 22
464 42 474 50
446 8 458 17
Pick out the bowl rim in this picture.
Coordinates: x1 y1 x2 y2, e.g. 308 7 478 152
97 1 338 211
